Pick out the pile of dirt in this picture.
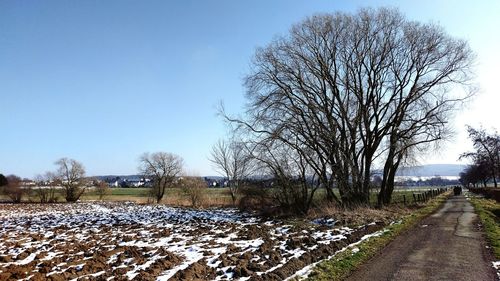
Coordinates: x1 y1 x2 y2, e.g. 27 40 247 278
169 259 216 281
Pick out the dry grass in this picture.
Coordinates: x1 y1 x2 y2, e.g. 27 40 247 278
162 195 235 208
469 196 500 259
307 203 414 227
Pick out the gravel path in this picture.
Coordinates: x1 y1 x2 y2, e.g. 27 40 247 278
346 195 497 281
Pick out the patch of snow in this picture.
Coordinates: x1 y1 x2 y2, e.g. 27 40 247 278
493 261 500 279
15 253 36 265
285 228 389 280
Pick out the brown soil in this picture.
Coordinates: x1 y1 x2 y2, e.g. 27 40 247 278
0 202 390 280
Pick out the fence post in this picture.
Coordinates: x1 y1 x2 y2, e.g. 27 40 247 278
413 193 417 204
403 194 406 206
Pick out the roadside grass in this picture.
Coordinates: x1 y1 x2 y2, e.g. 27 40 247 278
306 191 451 281
469 196 500 259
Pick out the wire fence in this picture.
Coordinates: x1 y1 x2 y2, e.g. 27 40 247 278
389 187 449 206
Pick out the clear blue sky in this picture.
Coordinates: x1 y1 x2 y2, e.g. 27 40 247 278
1 1 499 178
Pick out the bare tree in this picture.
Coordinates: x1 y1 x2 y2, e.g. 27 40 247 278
225 7 474 207
250 138 321 215
209 138 253 205
34 174 50 203
55 158 87 202
34 172 59 203
139 152 184 203
459 162 490 188
180 176 206 208
460 126 500 187
95 181 110 200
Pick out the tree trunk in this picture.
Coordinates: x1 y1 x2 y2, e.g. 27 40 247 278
382 168 397 205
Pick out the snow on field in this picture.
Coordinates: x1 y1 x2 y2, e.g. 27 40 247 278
493 261 500 279
0 202 385 280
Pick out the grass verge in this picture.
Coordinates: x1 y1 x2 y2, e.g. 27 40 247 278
469 196 500 260
306 191 451 281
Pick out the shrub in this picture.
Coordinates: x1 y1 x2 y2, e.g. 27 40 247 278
95 181 110 200
180 177 206 208
238 185 276 216
271 177 318 216
35 187 58 203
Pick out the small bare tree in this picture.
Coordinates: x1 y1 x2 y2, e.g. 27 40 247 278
95 181 110 200
180 176 206 208
35 172 59 203
209 138 253 205
139 152 184 203
34 174 50 203
55 158 87 202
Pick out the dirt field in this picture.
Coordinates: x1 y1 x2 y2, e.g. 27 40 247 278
0 202 387 280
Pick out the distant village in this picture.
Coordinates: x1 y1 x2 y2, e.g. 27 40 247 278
16 174 461 189
95 176 230 188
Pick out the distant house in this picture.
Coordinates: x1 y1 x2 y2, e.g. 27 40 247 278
203 177 232 188
115 177 151 188
109 180 120 187
20 179 36 187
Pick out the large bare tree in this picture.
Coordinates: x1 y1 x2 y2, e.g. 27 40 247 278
227 7 474 207
55 158 87 202
139 152 184 203
209 138 253 205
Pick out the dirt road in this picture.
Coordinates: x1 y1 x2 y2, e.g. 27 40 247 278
346 195 497 281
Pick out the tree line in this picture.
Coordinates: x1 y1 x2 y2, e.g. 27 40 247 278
459 126 500 188
0 153 187 204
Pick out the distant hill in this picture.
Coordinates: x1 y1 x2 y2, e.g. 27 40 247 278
396 164 466 177
94 175 143 181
